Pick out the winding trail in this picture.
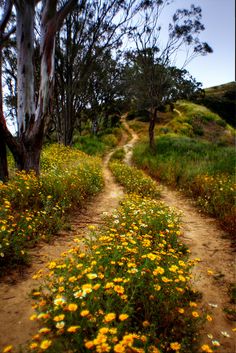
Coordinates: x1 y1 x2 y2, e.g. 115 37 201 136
0 118 235 353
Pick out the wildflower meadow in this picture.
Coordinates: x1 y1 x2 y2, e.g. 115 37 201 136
0 145 103 269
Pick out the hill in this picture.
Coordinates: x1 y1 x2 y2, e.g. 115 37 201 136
196 81 236 127
163 100 235 145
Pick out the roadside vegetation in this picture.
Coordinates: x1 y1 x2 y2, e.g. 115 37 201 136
131 101 236 236
0 145 103 270
73 127 123 157
24 167 207 353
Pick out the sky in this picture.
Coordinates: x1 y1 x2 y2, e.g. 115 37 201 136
158 0 235 88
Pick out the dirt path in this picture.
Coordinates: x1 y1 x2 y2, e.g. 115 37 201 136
161 187 236 353
0 120 235 353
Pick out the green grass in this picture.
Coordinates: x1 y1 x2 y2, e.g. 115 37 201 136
133 135 236 235
164 101 235 144
73 128 123 156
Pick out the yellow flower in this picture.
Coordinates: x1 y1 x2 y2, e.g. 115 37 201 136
2 346 13 353
192 311 199 318
80 310 90 317
114 285 125 294
104 313 116 322
178 308 185 314
206 314 212 321
99 327 109 334
39 327 51 334
189 301 197 307
53 314 65 322
87 273 98 280
40 340 52 350
201 344 213 352
29 342 38 350
170 342 181 350
67 326 80 333
67 303 78 311
84 341 94 349
114 343 125 353
119 314 129 321
153 266 164 275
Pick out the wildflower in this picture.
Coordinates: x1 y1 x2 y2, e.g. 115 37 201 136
99 328 109 334
206 314 212 322
2 346 13 353
114 285 125 294
67 326 80 333
56 321 65 329
212 340 220 346
80 310 90 317
67 303 78 311
119 314 129 321
114 344 125 353
221 331 230 337
178 308 184 314
87 273 98 280
53 314 65 322
153 267 164 275
201 344 213 352
40 340 52 350
29 342 38 350
53 297 66 306
192 311 199 318
104 313 116 322
39 327 51 334
85 341 94 349
170 342 181 350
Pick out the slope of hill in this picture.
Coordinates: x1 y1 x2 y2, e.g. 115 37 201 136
196 81 236 127
162 100 235 145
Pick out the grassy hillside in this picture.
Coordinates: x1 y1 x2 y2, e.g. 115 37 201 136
196 81 236 127
163 100 235 145
129 101 236 236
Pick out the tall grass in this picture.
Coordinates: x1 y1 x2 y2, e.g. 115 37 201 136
133 135 236 235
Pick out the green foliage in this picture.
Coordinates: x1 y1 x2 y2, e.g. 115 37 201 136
109 161 161 198
26 194 202 353
165 101 235 144
110 148 125 162
133 135 236 234
73 128 122 156
73 136 107 156
0 145 103 269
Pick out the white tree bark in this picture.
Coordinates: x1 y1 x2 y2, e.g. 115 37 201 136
15 1 35 135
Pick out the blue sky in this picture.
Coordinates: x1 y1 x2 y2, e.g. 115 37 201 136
159 0 235 88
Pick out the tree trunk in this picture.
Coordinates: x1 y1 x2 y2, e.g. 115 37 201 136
149 107 158 151
0 125 8 182
0 48 8 182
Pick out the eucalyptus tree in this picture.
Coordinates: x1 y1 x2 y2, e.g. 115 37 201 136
0 0 82 174
0 0 15 181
